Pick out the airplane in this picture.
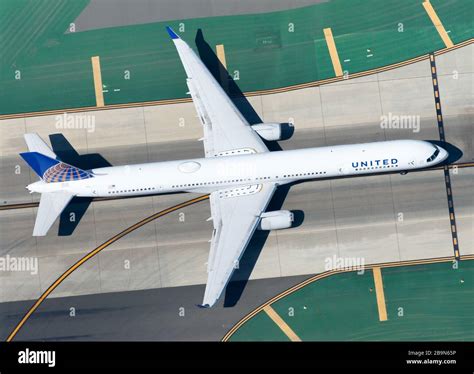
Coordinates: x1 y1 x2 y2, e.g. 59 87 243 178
19 26 449 307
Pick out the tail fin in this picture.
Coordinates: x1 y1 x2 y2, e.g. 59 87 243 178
20 134 93 183
33 191 74 236
24 133 57 159
20 134 88 235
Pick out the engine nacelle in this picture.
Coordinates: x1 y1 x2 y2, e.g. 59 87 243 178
252 123 291 141
258 210 294 231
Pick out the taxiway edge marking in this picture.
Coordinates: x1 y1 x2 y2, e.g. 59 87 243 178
429 52 461 260
422 1 454 48
373 267 388 322
91 56 105 107
323 27 343 77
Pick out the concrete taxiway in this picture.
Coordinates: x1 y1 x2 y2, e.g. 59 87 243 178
0 44 472 340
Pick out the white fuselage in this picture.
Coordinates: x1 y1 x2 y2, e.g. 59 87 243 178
27 140 448 197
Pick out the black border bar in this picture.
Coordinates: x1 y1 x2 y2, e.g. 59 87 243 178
0 342 472 371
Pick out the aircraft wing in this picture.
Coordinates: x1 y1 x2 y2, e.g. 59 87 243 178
202 182 277 307
166 26 268 157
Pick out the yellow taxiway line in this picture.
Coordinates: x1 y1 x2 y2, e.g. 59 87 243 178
323 27 343 77
373 267 388 321
423 1 454 48
6 194 209 342
216 44 229 91
216 44 227 68
91 56 105 107
263 305 301 342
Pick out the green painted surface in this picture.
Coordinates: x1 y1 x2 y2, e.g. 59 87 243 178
0 0 93 113
229 261 474 341
237 271 379 341
430 0 474 44
1 0 473 114
382 261 473 341
229 310 291 342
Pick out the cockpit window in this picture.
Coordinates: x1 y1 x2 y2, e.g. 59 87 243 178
426 146 440 162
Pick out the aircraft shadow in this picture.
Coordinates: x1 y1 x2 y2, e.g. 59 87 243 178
49 133 112 236
49 133 112 169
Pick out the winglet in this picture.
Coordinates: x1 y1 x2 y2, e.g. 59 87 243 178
166 26 180 40
197 304 211 309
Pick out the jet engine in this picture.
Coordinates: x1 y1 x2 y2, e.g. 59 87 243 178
251 123 293 141
258 210 294 230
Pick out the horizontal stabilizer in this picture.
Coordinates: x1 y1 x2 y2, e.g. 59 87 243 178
33 191 74 236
